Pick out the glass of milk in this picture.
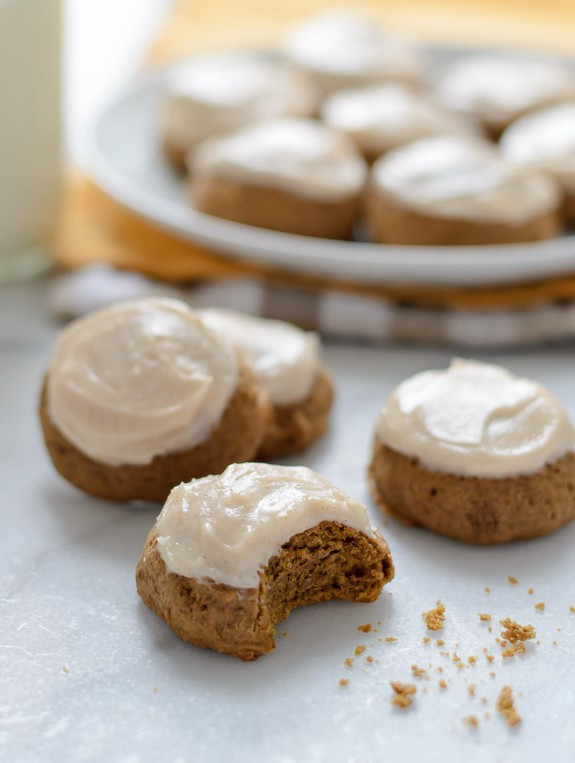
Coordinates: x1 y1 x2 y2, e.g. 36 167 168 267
0 0 61 281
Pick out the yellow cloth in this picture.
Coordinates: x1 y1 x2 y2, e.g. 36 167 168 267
54 0 575 310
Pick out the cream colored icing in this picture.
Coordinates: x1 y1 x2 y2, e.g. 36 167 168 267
371 135 559 224
156 462 376 588
164 53 314 151
501 102 575 193
47 298 239 467
322 83 476 157
192 117 367 201
376 358 575 478
283 9 422 98
200 309 320 405
437 56 575 130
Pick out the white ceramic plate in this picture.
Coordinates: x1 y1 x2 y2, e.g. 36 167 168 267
85 49 575 287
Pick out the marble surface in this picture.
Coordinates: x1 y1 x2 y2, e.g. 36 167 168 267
1 279 575 762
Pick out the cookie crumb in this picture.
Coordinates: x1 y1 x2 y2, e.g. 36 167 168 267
497 685 521 727
463 715 479 728
384 636 397 643
502 642 526 658
478 613 491 622
354 645 366 657
344 657 354 667
486 654 494 663
411 664 428 678
436 639 445 646
62 665 70 674
485 586 491 594
390 681 417 708
500 618 536 644
527 588 534 595
468 656 477 665
569 606 575 614
489 671 496 678
422 601 445 630
339 678 349 687
508 576 519 585
438 679 447 689
534 602 545 611
152 687 158 694
365 655 374 664
422 637 430 644
467 683 476 697
357 623 372 633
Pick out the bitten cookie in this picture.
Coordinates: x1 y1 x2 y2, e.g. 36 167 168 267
436 55 575 138
190 117 367 239
501 102 575 224
367 135 561 245
40 298 268 501
162 52 314 170
200 309 333 458
368 359 575 544
136 463 394 660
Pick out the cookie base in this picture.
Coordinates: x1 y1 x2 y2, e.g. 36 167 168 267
258 367 334 459
136 520 394 660
369 441 575 544
191 175 361 239
40 363 268 502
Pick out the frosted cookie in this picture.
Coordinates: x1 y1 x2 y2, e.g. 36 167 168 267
200 309 333 458
368 359 575 544
367 135 561 245
190 118 367 239
322 83 477 163
40 298 268 501
501 102 575 223
163 52 314 170
136 463 394 660
436 56 575 138
282 10 422 104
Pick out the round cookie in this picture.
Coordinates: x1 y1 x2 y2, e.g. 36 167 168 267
367 135 561 245
282 9 422 105
436 55 575 138
368 359 575 544
500 102 575 223
136 463 394 660
40 298 268 501
322 83 477 163
190 118 367 239
163 52 314 170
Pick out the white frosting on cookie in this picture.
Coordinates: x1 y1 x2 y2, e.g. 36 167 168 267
47 298 239 466
371 135 559 224
200 309 320 405
283 9 422 98
437 56 575 131
501 102 575 193
156 463 376 588
376 359 575 478
322 83 476 158
192 117 367 201
164 53 314 152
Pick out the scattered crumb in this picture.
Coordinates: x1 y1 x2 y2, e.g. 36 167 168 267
487 626 493 633
422 637 430 644
436 639 445 646
497 685 521 727
423 601 446 631
468 656 477 665
282 631 288 637
436 666 443 674
467 684 476 697
456 663 465 670
438 679 448 689
478 613 492 622
463 715 479 728
354 645 366 657
489 671 496 678
485 587 491 594
484 711 491 720
480 697 488 705
365 655 374 664
500 618 536 644
152 687 158 694
502 642 526 659
557 627 561 632
390 681 417 709
62 665 70 674
527 588 534 595
508 576 519 585
357 623 372 633
534 602 545 611
411 664 428 679
439 651 450 657
486 654 495 663
569 606 575 614
339 678 349 687
377 621 382 626
552 640 558 646
384 636 397 643
344 657 354 667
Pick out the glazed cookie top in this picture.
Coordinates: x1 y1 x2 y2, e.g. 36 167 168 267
200 309 320 405
376 358 575 478
436 56 575 132
322 83 476 158
163 52 314 151
47 298 239 466
501 102 575 192
282 9 422 96
371 135 559 224
192 117 367 201
156 463 376 588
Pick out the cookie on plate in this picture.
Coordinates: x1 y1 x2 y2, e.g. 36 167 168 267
436 55 575 138
136 462 394 660
282 9 422 105
322 83 477 163
40 298 268 501
200 309 333 458
163 52 314 170
501 101 575 223
368 358 575 544
190 117 367 239
366 135 561 245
